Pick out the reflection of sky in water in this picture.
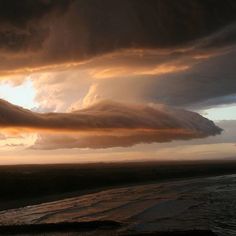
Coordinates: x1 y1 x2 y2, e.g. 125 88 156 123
0 174 235 235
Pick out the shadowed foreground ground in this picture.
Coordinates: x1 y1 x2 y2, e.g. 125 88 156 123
0 221 217 235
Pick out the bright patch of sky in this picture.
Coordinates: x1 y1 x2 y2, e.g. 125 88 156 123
201 105 236 121
0 78 37 110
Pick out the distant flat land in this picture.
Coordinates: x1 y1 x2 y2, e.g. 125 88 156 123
0 160 236 211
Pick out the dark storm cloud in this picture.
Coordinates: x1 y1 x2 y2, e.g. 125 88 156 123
70 0 236 50
1 0 236 64
0 0 72 52
146 49 236 108
0 27 48 52
87 46 236 109
198 23 236 49
0 0 70 25
42 0 236 63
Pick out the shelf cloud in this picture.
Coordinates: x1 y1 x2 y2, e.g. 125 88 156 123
0 99 221 132
0 99 222 149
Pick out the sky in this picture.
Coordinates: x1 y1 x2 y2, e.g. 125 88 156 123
0 0 236 164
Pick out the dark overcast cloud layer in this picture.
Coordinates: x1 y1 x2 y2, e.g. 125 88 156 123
47 0 236 56
0 0 72 53
1 0 236 71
